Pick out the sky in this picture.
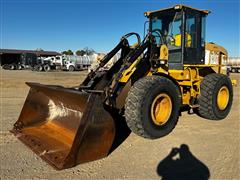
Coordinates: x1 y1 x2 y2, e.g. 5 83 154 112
0 0 239 57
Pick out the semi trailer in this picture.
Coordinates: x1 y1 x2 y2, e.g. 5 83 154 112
226 57 240 73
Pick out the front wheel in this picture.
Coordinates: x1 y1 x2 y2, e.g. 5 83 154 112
125 76 181 139
68 65 75 72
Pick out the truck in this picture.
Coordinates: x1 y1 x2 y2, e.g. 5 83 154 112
2 53 38 70
226 57 240 73
32 55 98 72
63 54 96 71
32 55 66 72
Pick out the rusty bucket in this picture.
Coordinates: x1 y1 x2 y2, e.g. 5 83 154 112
11 82 115 170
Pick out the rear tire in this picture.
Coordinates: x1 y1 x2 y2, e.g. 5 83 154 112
125 76 181 139
44 64 51 72
197 73 233 120
17 64 22 70
35 65 43 72
2 64 9 70
9 64 16 70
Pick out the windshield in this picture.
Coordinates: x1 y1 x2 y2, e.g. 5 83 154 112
150 10 182 47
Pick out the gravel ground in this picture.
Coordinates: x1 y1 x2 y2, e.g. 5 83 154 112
0 69 239 179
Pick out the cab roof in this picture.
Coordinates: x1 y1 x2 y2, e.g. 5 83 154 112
144 4 210 17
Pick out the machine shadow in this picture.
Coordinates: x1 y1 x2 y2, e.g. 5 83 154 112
157 144 210 180
108 109 131 154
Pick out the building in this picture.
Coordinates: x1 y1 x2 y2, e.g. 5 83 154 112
0 49 60 66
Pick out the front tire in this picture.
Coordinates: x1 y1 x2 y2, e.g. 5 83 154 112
125 76 181 139
68 65 75 72
198 73 233 120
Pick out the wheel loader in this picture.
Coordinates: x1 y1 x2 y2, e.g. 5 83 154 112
11 5 234 170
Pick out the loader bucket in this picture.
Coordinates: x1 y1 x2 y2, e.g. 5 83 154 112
11 82 115 170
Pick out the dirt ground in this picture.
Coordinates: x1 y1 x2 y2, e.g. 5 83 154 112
0 69 239 179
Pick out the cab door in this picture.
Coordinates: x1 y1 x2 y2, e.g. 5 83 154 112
184 9 206 64
167 11 184 70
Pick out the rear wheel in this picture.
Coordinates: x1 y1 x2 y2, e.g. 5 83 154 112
197 73 233 120
44 64 51 72
9 64 16 70
17 64 22 70
35 65 43 72
2 64 9 69
125 76 181 139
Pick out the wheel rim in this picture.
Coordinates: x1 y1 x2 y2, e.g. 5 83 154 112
151 93 172 126
217 86 229 110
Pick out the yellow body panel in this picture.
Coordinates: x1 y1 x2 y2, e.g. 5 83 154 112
160 45 168 60
146 66 203 105
231 80 237 86
118 59 139 83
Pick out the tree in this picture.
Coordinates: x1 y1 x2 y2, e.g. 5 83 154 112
62 50 74 55
76 50 86 56
75 47 96 56
84 47 95 55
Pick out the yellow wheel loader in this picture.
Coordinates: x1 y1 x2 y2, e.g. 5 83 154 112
11 5 234 170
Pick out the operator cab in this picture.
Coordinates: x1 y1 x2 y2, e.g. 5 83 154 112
145 5 209 69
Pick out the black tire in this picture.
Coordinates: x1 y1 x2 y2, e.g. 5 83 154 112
198 73 233 120
44 64 51 72
237 69 240 73
31 66 36 71
68 65 75 72
17 64 22 70
231 68 236 73
2 64 9 70
35 65 43 72
9 64 16 70
125 76 181 139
